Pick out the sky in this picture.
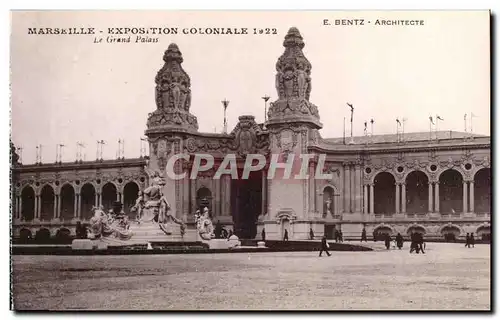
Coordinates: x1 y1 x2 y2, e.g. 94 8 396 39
10 10 490 164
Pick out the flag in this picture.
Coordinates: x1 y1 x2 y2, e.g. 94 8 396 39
429 116 434 125
464 114 467 120
471 112 477 118
364 121 367 133
436 115 444 121
396 118 401 126
370 119 374 124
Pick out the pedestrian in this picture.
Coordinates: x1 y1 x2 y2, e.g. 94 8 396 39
361 228 367 242
384 234 391 250
319 235 331 257
470 232 475 248
417 233 425 254
339 231 343 242
373 231 377 242
465 233 470 248
261 228 266 241
395 233 403 249
283 229 289 241
309 228 315 240
409 233 417 253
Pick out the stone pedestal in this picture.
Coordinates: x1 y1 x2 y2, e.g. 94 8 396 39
71 239 93 250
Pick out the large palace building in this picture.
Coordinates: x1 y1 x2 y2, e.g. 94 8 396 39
11 27 491 241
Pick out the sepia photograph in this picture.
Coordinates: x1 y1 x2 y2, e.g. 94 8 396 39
9 10 491 311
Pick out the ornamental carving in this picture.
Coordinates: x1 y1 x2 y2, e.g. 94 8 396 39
267 27 321 126
182 116 269 156
147 43 199 132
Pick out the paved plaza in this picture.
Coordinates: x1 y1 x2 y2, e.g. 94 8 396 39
12 243 490 310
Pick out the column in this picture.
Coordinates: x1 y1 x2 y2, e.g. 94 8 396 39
226 175 232 216
214 178 220 216
395 183 400 213
363 185 368 214
354 164 362 213
117 192 121 202
344 164 351 213
434 182 440 213
74 193 78 218
350 164 355 212
77 194 81 218
401 183 406 213
14 196 18 219
95 193 99 207
57 194 61 218
462 181 468 213
428 182 433 212
53 194 57 219
19 196 23 219
469 181 475 213
98 193 102 207
369 184 374 214
261 171 267 216
34 195 39 219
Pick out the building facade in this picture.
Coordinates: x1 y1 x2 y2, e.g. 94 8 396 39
11 27 491 241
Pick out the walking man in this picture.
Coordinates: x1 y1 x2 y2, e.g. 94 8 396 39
361 228 367 242
309 228 315 240
319 235 331 257
261 228 266 241
470 232 475 248
465 233 470 248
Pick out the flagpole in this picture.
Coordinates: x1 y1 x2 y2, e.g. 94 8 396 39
470 112 473 133
429 118 432 141
343 117 346 145
464 114 467 132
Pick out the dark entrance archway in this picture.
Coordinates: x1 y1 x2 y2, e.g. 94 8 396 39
474 168 491 213
40 185 55 221
441 225 461 242
439 169 463 214
407 225 426 236
477 225 491 242
231 170 262 239
373 225 392 241
373 172 396 214
80 183 96 220
60 184 75 221
405 171 429 214
101 183 117 210
21 186 35 221
123 182 140 219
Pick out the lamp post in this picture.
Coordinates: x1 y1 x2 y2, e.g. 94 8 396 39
221 99 229 134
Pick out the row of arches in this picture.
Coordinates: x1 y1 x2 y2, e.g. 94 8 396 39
370 168 490 214
373 224 491 240
17 181 140 221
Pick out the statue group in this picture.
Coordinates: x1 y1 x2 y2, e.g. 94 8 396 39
87 173 220 243
88 174 186 241
195 207 215 240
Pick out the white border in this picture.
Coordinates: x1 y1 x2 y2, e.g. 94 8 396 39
3 1 497 319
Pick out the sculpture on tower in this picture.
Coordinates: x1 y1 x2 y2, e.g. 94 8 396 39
147 43 199 132
267 27 321 127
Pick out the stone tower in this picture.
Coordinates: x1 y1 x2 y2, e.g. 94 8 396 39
144 43 198 224
146 43 199 134
263 27 323 240
267 27 322 129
